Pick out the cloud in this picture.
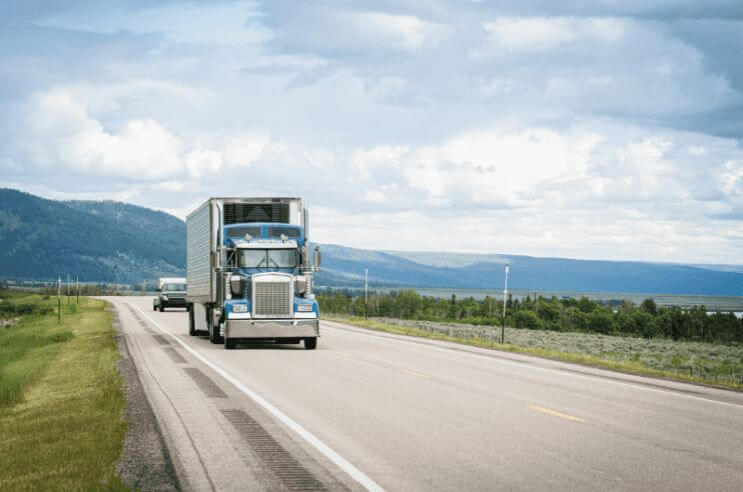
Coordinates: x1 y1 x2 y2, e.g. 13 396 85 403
481 17 622 51
184 148 223 178
36 1 271 46
18 88 184 179
2 1 743 264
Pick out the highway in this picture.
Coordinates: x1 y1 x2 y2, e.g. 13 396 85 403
109 296 743 491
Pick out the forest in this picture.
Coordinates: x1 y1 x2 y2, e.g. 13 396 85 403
317 289 743 345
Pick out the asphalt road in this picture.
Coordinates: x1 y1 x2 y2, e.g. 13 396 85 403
108 296 743 491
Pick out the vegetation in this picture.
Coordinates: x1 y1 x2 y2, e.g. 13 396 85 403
0 188 184 283
319 290 743 389
318 290 743 344
325 315 743 390
0 291 128 489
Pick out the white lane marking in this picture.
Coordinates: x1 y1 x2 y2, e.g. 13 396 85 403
129 303 384 492
322 321 743 410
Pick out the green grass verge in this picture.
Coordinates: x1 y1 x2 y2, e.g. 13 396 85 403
0 295 128 490
325 314 743 392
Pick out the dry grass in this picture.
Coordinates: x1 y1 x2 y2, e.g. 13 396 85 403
0 295 128 490
325 314 743 391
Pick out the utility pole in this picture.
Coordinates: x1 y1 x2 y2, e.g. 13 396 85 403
57 276 61 324
365 268 368 319
502 265 509 344
76 276 79 303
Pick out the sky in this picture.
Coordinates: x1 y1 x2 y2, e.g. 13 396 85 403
1 1 743 264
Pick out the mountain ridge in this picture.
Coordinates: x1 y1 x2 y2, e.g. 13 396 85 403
1 189 741 295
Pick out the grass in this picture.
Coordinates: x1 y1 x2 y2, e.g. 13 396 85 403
0 293 128 490
325 314 743 392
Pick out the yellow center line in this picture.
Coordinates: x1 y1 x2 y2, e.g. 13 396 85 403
403 369 432 379
527 404 586 422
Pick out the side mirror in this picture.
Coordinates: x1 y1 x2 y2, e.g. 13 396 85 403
313 246 322 271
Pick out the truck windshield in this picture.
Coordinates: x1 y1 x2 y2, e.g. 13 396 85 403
238 249 296 268
162 283 186 291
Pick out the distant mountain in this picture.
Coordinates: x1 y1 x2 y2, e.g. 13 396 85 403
0 189 184 283
1 188 741 295
315 244 743 296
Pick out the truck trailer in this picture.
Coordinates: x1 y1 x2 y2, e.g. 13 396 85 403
185 197 321 349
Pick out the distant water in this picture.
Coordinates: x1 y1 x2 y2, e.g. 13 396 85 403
319 285 743 312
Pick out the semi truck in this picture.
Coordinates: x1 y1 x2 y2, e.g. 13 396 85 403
185 197 321 349
153 277 187 311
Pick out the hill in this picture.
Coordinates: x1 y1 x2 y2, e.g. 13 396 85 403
0 189 184 283
315 245 743 296
1 188 741 295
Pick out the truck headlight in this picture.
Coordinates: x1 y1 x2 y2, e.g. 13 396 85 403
297 304 313 312
232 304 248 313
161 295 168 301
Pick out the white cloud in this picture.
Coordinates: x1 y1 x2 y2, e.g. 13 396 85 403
223 133 271 167
19 88 184 179
354 12 447 52
482 17 627 52
3 1 743 264
397 128 602 206
484 17 578 51
184 148 223 178
719 160 743 196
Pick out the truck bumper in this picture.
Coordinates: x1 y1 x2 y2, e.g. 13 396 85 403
225 319 319 339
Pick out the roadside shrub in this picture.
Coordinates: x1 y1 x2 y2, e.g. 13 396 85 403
588 310 614 334
0 302 53 318
513 310 542 330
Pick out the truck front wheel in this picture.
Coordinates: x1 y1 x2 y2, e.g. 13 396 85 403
159 303 165 312
304 337 317 350
224 337 236 350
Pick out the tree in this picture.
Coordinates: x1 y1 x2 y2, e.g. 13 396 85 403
588 310 614 334
640 298 657 315
513 310 542 330
577 296 595 313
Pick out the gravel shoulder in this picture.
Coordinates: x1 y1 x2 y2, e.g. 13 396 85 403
113 306 180 491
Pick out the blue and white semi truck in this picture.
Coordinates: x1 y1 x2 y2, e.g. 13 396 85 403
185 197 321 350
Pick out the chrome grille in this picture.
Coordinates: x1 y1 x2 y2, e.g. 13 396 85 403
253 276 292 318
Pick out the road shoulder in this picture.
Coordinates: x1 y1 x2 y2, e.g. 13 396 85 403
112 304 181 491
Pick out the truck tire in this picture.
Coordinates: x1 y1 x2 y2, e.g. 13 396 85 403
159 303 164 312
304 337 317 350
188 305 197 336
224 337 236 350
208 320 223 344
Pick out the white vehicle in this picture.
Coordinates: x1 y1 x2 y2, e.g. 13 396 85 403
153 277 187 311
